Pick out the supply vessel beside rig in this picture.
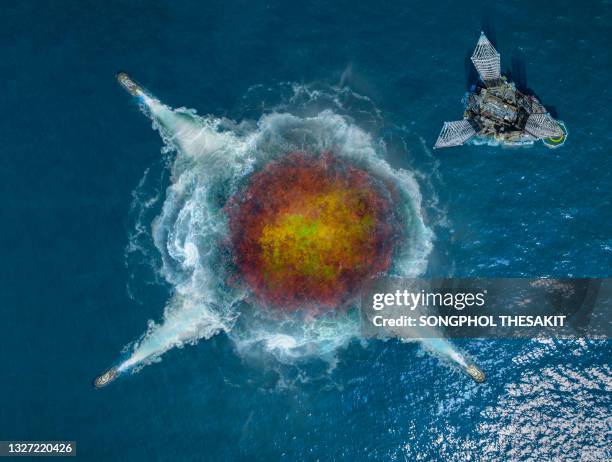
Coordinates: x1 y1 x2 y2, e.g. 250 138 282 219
434 32 566 149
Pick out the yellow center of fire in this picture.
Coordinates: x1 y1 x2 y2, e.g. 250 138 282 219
258 189 375 286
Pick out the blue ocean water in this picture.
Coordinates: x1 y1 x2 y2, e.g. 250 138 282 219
1 0 611 460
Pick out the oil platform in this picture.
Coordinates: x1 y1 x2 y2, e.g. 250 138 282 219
434 32 566 149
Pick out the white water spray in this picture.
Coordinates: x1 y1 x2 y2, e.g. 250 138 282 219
95 74 482 387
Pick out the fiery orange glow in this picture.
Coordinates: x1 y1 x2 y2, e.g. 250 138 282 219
227 153 400 312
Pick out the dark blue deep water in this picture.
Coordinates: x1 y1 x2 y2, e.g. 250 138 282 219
1 1 611 460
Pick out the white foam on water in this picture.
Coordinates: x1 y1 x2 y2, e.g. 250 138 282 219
113 83 469 379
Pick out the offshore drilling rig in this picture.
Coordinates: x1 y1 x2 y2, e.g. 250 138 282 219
434 32 566 149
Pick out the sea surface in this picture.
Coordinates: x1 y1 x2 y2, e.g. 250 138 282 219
1 1 611 460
